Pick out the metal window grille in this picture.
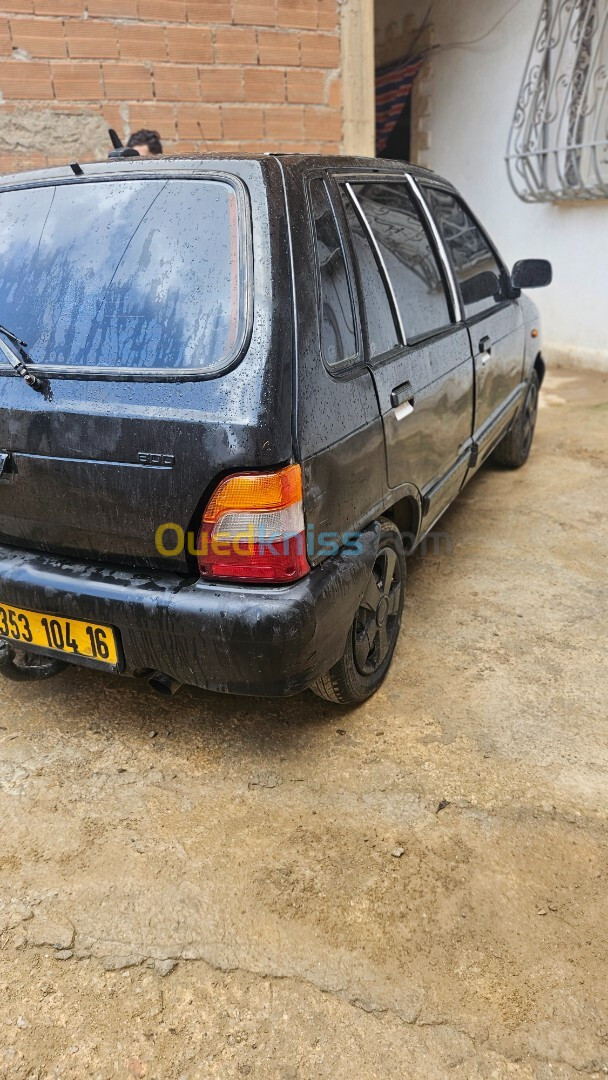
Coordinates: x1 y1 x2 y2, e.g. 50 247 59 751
507 0 608 201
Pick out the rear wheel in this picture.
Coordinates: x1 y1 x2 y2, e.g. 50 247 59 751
311 518 405 706
493 370 540 469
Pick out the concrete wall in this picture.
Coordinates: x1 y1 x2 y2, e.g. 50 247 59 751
376 0 608 371
0 0 342 170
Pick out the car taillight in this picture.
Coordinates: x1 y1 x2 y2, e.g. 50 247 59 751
197 464 310 584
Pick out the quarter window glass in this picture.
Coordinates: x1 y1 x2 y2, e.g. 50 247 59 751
351 182 452 340
423 187 508 319
341 189 399 358
309 178 357 367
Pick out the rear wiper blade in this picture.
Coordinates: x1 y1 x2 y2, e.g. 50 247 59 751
0 323 46 393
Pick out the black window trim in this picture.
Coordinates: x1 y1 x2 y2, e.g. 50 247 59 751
305 172 362 377
344 182 406 346
405 174 463 325
417 180 516 324
336 172 465 360
0 170 254 383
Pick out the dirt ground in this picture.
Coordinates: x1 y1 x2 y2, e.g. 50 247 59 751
0 368 606 1080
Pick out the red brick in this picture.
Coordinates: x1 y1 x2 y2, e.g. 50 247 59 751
199 65 243 101
102 61 152 99
214 27 257 64
243 66 284 101
51 61 101 99
277 0 317 30
0 59 52 97
1 2 34 13
88 0 137 14
138 0 186 19
264 103 303 139
327 74 340 106
0 20 11 55
0 150 46 170
300 30 338 67
154 62 200 100
305 104 340 141
66 21 118 58
222 104 263 139
209 138 242 152
101 101 124 129
10 17 66 58
233 0 276 26
187 0 231 22
257 28 299 65
287 67 324 103
118 23 166 60
166 25 212 63
317 0 337 30
276 139 308 152
176 102 221 140
34 0 84 13
242 139 273 152
165 138 195 153
129 102 176 136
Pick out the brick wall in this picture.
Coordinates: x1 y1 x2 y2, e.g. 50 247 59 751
0 0 342 172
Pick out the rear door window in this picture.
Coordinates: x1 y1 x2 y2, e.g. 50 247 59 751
349 181 453 341
340 186 400 359
309 177 357 368
422 187 509 319
0 177 247 374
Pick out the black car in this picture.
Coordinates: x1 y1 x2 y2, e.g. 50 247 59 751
0 154 551 705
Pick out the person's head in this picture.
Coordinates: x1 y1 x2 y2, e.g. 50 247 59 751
127 129 163 157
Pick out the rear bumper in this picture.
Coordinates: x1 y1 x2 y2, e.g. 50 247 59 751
0 526 379 697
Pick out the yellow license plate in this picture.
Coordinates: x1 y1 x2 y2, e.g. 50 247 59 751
0 602 118 667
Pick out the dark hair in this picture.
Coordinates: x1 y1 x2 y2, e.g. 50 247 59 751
127 129 163 155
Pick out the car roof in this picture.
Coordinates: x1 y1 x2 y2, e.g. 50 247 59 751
0 152 456 191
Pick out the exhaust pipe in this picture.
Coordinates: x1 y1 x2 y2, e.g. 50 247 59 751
148 671 181 697
0 641 68 682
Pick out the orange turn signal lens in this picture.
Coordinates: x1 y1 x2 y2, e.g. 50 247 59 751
203 464 303 524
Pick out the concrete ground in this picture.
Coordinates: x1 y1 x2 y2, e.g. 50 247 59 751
0 368 606 1080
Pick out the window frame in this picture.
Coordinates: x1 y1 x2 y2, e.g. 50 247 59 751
331 168 464 365
418 180 515 325
0 170 254 382
350 178 461 346
306 172 362 376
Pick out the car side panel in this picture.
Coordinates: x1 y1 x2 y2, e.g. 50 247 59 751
468 300 526 457
278 162 387 567
369 328 473 528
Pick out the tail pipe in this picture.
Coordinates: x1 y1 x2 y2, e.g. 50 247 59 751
148 671 181 697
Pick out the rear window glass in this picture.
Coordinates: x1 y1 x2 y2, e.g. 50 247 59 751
0 177 245 373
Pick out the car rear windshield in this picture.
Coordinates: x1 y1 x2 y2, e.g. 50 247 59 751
0 177 246 374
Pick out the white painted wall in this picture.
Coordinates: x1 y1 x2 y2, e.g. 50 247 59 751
377 0 608 370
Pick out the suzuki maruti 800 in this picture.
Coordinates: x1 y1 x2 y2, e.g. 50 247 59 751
0 154 551 704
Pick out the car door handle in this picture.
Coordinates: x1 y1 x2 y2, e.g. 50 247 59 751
391 381 413 408
391 382 415 421
479 335 492 363
394 400 414 421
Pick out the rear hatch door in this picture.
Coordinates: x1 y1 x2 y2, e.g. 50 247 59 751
0 162 292 571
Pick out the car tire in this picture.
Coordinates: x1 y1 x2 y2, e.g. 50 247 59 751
493 370 540 469
311 517 405 706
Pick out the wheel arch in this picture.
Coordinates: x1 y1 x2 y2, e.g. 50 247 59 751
533 351 546 386
382 491 422 553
